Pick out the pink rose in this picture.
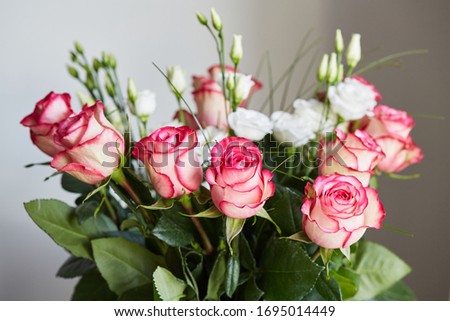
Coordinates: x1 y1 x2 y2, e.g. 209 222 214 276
319 129 384 186
206 137 275 219
192 76 230 130
362 105 423 173
132 126 203 199
20 92 74 156
302 174 386 249
51 101 124 184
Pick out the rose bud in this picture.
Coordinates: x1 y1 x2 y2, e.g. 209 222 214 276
319 129 385 186
302 174 386 249
192 76 230 130
50 101 125 184
206 137 275 219
362 105 423 173
21 92 74 157
132 126 203 199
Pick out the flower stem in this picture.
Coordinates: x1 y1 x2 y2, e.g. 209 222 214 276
180 195 214 255
311 248 321 262
102 187 118 224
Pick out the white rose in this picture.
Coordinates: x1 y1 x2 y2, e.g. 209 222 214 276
135 90 156 121
293 98 337 134
196 126 227 164
228 108 272 141
328 77 377 121
271 111 316 147
167 65 187 94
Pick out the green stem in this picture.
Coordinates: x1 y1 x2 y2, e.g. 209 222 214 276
102 188 118 224
180 195 214 255
311 248 321 262
176 97 186 125
138 120 147 139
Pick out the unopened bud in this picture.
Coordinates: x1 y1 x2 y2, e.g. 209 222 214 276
196 11 208 25
211 8 222 31
109 53 117 69
335 29 344 53
93 58 101 72
76 90 95 106
167 65 187 95
74 41 84 54
67 65 79 78
346 33 361 68
70 51 78 63
327 53 338 83
317 54 329 82
105 74 116 97
127 78 138 104
230 34 243 65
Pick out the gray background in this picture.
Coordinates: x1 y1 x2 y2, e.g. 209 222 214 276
0 0 449 300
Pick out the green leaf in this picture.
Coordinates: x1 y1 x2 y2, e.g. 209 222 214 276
61 173 94 194
331 267 360 300
350 240 412 300
71 269 117 301
92 237 165 295
268 188 303 236
120 218 141 231
74 201 100 224
239 235 256 272
83 177 111 202
236 276 264 301
320 248 334 266
193 185 211 205
374 281 416 301
56 256 95 278
225 254 240 298
183 205 222 218
225 217 245 247
118 284 153 301
205 251 227 300
303 271 342 301
287 231 311 243
260 238 324 300
152 212 197 247
139 198 174 210
25 199 118 260
340 247 351 261
153 267 187 301
180 250 202 300
256 208 281 234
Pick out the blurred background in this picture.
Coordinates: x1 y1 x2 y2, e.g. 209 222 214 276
0 0 449 300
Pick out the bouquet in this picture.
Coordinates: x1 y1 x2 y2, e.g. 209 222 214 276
21 8 423 301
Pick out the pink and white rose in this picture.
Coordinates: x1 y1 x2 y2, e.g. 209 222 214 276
51 101 125 184
133 126 203 199
302 174 386 249
361 105 423 173
21 92 74 157
319 129 384 186
328 76 381 121
206 137 275 219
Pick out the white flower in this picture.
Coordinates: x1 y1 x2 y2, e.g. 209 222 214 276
196 126 227 164
167 65 187 95
234 74 254 103
271 111 316 147
293 98 337 134
228 108 272 141
328 77 377 121
134 90 156 122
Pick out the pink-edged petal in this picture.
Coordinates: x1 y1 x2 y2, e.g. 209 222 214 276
51 151 72 170
309 202 339 232
148 165 176 199
56 163 105 185
175 151 202 192
218 200 262 219
342 228 367 248
320 160 371 186
303 216 352 249
361 188 386 229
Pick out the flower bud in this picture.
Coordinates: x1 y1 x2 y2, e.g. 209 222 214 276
196 11 208 25
105 74 116 97
109 53 117 69
93 58 101 72
226 76 235 92
74 41 84 54
335 29 344 53
327 53 338 83
85 74 95 90
134 90 156 123
346 33 361 68
70 51 78 63
230 34 243 65
211 8 222 31
234 74 254 104
127 77 138 105
67 65 79 78
167 65 187 95
76 90 95 106
317 54 329 81
101 51 110 67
